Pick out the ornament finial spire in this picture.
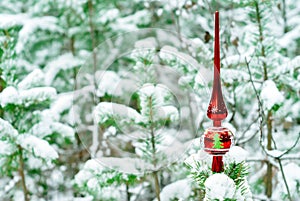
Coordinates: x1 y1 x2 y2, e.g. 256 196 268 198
207 11 228 127
202 11 234 173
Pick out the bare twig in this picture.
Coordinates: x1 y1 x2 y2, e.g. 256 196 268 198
277 133 300 159
245 56 274 197
277 158 292 200
18 145 29 201
236 116 259 144
245 57 264 134
236 129 259 145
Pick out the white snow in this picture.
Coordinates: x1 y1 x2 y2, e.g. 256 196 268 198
112 10 151 31
16 58 39 72
0 13 29 29
204 173 236 200
0 141 16 156
159 45 199 74
260 80 284 110
17 134 59 160
74 170 94 188
95 70 122 97
44 53 83 86
20 87 57 107
50 93 73 115
40 109 59 122
184 150 209 170
103 126 117 139
278 25 300 48
266 149 284 158
190 38 212 58
274 163 300 198
16 16 63 53
83 159 104 172
98 8 119 24
27 156 45 170
0 86 21 107
75 158 131 200
1 86 53 109
98 157 153 174
178 74 194 87
157 105 179 122
29 118 74 139
159 179 192 201
73 197 93 201
18 69 45 90
49 169 64 186
223 68 249 84
225 146 249 163
148 129 187 163
134 37 157 48
0 118 18 138
284 163 300 181
94 102 142 124
196 15 211 32
138 83 176 122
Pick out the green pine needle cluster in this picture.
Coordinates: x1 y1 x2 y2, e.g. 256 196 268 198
187 160 250 199
224 161 250 196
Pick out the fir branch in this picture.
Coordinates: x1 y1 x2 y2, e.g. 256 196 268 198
225 161 249 197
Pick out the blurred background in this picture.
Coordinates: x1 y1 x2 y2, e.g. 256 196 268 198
0 0 299 200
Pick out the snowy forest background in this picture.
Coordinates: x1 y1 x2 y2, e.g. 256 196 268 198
0 0 299 201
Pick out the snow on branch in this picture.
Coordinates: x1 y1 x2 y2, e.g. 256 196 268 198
260 80 284 111
204 173 236 200
138 83 179 122
0 86 21 107
0 118 18 139
29 121 74 140
95 70 122 97
0 86 57 107
0 13 29 29
159 179 192 201
20 87 57 107
0 141 16 156
16 16 63 53
17 134 58 161
94 102 142 125
18 69 45 90
44 53 83 86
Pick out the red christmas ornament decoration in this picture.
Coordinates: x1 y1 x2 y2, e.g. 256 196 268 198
203 11 234 173
207 11 227 127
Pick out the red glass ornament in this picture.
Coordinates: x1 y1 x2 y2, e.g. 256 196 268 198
212 156 223 172
203 127 233 155
202 11 234 173
207 11 228 128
